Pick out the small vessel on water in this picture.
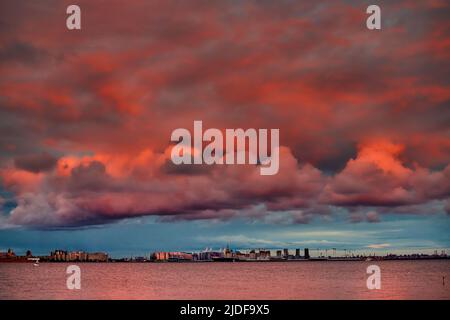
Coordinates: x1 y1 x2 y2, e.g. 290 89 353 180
28 257 40 266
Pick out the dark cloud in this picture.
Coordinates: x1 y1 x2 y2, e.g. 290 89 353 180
0 42 49 65
162 160 213 176
14 153 57 173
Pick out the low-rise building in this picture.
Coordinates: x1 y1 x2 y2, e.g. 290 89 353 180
87 252 108 262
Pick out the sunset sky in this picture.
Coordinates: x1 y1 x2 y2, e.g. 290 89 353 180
0 0 449 256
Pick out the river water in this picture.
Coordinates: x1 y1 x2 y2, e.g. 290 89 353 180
0 260 448 299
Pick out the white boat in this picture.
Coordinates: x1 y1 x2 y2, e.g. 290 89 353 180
28 257 40 266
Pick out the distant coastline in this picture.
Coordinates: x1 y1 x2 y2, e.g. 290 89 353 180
1 247 449 263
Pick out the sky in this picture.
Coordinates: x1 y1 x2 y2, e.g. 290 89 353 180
0 0 449 257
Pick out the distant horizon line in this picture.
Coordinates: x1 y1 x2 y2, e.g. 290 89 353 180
2 246 449 259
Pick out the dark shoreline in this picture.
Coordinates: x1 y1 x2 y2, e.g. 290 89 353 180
1 256 449 264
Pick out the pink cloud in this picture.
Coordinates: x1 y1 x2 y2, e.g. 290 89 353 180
0 1 449 227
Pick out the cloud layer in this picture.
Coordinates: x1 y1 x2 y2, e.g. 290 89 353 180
0 0 449 228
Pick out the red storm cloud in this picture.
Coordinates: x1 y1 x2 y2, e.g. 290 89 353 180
0 0 449 227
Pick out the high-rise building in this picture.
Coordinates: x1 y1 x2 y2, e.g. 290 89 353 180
51 250 68 261
283 248 289 257
304 248 310 259
276 250 282 257
295 249 300 258
154 251 170 261
198 251 211 261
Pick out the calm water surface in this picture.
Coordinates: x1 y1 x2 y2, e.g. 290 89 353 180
0 260 449 299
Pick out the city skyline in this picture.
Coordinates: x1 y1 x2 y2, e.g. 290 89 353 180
0 1 449 258
1 213 449 258
2 244 448 261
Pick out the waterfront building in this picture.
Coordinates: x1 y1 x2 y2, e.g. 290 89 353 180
50 250 68 261
67 251 88 262
235 251 247 260
0 249 17 261
0 249 32 262
0 248 16 258
154 251 170 261
153 251 193 261
174 252 193 261
304 248 310 259
223 244 233 259
198 251 212 261
258 250 271 260
49 250 108 262
87 252 108 262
